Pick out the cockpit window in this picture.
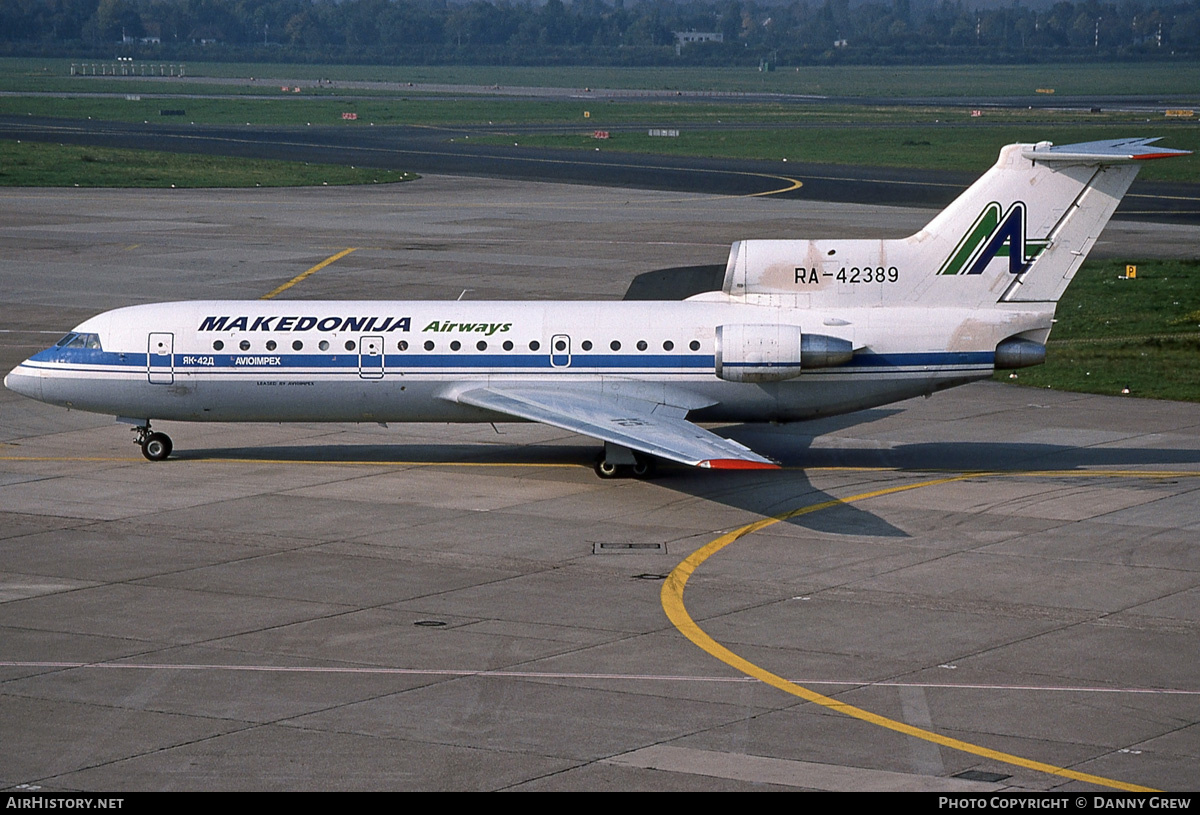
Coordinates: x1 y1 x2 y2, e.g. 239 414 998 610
57 332 102 351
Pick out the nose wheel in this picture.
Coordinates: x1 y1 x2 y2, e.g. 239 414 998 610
132 423 173 461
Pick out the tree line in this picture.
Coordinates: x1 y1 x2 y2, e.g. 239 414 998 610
3 0 1199 65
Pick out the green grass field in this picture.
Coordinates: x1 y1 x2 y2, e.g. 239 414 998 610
7 58 1200 97
0 140 415 187
3 92 1187 127
993 259 1200 401
3 57 1196 183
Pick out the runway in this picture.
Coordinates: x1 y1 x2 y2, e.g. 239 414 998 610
2 115 1198 222
1 180 1198 791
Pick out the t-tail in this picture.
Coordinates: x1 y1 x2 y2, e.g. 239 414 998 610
715 138 1190 310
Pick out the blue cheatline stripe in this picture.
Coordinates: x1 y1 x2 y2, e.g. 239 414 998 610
22 363 994 382
26 348 996 371
30 348 147 366
28 345 998 367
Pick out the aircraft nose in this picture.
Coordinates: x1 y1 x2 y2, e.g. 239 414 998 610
4 364 43 401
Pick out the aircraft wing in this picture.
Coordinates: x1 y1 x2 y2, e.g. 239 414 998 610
451 385 779 470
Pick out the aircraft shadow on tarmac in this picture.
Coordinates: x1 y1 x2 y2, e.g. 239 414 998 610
175 404 1200 541
177 437 909 538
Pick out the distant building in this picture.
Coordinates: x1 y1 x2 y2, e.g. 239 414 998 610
674 30 723 56
674 31 724 45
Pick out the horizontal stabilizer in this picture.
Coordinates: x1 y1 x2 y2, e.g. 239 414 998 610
1022 137 1192 163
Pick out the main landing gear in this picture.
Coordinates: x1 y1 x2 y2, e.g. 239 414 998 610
594 443 658 480
132 422 173 462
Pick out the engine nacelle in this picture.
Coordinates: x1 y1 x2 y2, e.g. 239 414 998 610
715 324 852 383
994 337 1046 369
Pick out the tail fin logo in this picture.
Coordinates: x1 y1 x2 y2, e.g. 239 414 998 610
938 201 1048 276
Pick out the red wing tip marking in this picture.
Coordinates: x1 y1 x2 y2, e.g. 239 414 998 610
698 459 781 470
1132 151 1192 160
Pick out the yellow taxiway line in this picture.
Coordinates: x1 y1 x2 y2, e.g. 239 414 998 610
660 470 1191 793
260 247 358 300
0 447 1190 787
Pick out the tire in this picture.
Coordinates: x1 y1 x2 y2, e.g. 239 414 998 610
141 432 172 461
594 458 621 479
631 457 657 479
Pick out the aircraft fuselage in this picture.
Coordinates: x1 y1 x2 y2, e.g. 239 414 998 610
6 140 1188 471
7 298 1049 425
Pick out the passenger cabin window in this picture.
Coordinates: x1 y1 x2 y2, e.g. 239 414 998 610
319 340 329 351
689 340 701 351
213 340 224 351
266 340 277 351
292 340 303 351
239 340 251 351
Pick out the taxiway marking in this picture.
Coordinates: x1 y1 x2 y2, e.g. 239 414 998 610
2 660 1194 696
659 470 1200 793
260 247 358 300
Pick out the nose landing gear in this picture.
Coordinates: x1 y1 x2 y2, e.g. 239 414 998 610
132 422 173 461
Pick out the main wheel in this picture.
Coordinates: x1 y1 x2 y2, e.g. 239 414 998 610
141 432 173 462
631 457 657 479
594 458 621 479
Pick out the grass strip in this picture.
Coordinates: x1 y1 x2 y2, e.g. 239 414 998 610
995 259 1200 401
0 139 414 187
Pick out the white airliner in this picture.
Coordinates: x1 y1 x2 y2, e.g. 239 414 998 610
5 138 1189 477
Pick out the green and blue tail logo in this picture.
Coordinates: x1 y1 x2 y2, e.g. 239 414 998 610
938 201 1048 276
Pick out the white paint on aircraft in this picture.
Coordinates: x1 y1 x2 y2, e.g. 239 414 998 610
5 139 1189 477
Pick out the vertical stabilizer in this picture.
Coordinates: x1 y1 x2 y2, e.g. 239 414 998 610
902 139 1171 306
716 139 1188 309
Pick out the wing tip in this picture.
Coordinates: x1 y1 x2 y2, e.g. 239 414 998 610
1131 150 1193 161
698 459 781 470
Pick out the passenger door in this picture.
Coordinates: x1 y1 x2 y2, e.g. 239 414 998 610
148 333 174 384
550 334 571 368
359 335 384 379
